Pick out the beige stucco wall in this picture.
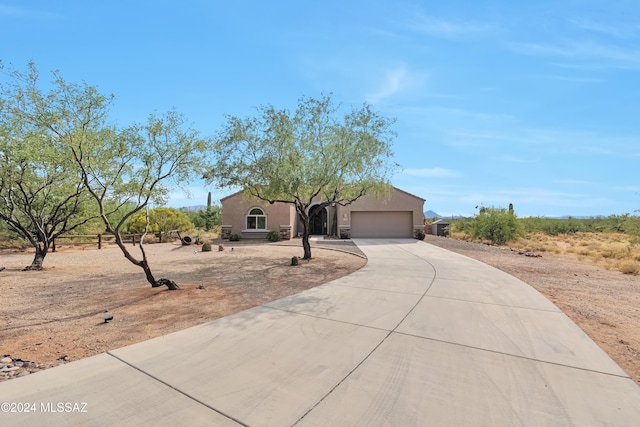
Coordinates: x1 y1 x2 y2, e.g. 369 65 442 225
336 187 425 234
221 192 296 239
221 187 425 239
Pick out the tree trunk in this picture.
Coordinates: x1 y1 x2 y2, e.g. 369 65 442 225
140 259 179 290
301 214 312 259
24 242 47 271
113 230 179 290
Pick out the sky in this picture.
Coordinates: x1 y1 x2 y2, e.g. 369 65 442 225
2 0 639 217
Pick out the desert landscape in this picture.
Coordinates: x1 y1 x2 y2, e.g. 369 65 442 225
1 237 638 387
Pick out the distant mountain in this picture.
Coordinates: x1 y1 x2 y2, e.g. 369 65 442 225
424 210 442 219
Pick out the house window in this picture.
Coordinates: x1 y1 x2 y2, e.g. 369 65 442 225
247 208 266 229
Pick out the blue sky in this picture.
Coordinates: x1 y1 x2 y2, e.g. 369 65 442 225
2 0 639 217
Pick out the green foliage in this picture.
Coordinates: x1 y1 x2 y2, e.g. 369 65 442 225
197 204 221 231
266 230 281 242
229 233 240 241
470 206 524 245
127 207 194 233
183 191 221 231
201 242 212 252
519 214 640 236
0 62 107 266
0 61 209 285
450 213 640 244
449 217 474 235
206 94 397 258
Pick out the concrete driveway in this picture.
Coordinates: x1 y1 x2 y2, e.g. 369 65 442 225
2 239 640 426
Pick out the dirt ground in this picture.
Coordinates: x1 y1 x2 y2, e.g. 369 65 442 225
1 237 639 386
422 234 640 385
0 240 366 380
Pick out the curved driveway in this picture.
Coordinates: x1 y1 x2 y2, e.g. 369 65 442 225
2 239 640 426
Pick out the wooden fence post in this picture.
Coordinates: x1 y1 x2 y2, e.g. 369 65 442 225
98 234 102 249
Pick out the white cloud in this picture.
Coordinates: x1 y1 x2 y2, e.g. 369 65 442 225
611 185 640 193
570 18 638 39
403 167 460 177
366 67 406 104
406 14 496 40
553 179 594 186
365 65 426 104
508 39 640 69
541 74 605 83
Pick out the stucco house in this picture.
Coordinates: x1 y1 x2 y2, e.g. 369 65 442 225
220 186 425 240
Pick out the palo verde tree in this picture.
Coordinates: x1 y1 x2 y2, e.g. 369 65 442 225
471 205 524 245
71 111 210 290
0 62 105 269
2 62 210 289
206 94 397 259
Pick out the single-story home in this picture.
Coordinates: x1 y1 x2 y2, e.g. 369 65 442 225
220 186 425 240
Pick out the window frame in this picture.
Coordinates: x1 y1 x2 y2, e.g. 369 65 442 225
246 207 267 230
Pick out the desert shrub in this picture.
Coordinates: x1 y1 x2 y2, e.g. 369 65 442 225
470 206 523 245
229 233 240 241
202 242 212 252
142 234 157 244
128 207 194 234
266 230 281 242
449 217 473 235
617 259 640 275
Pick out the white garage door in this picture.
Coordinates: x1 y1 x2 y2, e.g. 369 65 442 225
350 211 413 238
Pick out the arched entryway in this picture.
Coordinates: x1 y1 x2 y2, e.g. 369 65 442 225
309 204 327 235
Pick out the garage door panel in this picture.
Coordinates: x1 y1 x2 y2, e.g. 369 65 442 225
351 211 412 238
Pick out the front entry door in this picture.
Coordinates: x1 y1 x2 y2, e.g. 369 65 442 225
310 205 327 235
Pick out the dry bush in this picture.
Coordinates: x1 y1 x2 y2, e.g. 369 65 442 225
501 232 640 274
0 235 30 250
617 259 640 275
449 231 471 241
574 247 593 257
142 234 157 244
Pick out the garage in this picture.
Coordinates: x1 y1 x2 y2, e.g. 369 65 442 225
350 211 413 238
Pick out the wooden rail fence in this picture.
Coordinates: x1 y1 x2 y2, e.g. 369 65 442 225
51 230 179 252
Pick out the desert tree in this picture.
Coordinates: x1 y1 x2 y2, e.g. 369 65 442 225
0 62 106 269
70 111 210 290
1 62 210 288
197 191 221 231
206 94 397 259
